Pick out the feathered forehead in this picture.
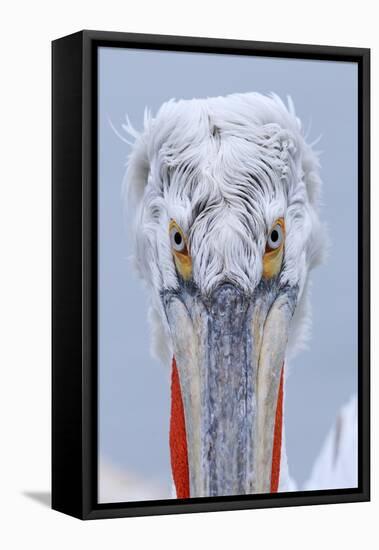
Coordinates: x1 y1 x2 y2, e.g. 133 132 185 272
125 92 324 293
147 92 303 156
128 92 320 209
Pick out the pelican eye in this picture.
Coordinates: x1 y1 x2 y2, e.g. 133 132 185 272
169 220 192 280
266 223 283 251
170 227 186 252
263 218 285 279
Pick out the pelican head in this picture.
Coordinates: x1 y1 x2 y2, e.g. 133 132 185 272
124 92 326 498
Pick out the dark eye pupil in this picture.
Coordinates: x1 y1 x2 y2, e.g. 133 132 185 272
271 229 279 243
174 232 182 245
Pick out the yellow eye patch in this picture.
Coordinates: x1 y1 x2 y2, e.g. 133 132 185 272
169 220 192 280
262 218 285 279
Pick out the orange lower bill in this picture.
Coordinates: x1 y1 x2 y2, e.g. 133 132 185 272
170 357 284 498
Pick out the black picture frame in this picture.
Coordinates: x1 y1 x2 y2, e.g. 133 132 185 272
52 30 370 520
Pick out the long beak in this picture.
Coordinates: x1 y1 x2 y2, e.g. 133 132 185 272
164 281 297 498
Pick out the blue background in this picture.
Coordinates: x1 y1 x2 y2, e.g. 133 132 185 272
98 46 357 499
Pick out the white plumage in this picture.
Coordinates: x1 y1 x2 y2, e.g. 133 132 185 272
125 93 326 364
123 92 356 497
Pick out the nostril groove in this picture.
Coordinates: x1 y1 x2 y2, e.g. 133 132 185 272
211 283 247 317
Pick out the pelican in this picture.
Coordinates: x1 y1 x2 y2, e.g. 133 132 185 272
123 92 353 499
